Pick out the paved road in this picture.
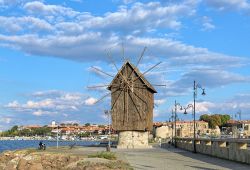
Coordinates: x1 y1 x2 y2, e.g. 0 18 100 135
114 146 250 170
47 146 249 170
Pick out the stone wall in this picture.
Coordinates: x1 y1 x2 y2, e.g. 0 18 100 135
162 138 250 164
117 131 152 149
155 126 171 139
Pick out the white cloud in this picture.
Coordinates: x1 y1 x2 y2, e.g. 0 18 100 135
70 0 82 2
0 1 248 73
84 97 97 106
201 16 215 31
5 90 87 116
33 110 56 116
24 1 79 17
144 66 250 99
87 1 193 31
0 16 53 32
6 100 20 108
4 1 198 36
173 69 250 89
31 90 63 98
181 94 250 119
0 33 248 71
153 109 160 118
1 0 250 123
204 0 250 11
0 117 12 124
195 101 216 113
123 0 135 4
155 99 166 105
61 120 80 124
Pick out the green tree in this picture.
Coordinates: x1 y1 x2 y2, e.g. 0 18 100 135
199 114 210 122
60 123 66 127
18 129 32 136
78 132 90 137
209 115 222 129
33 127 51 136
85 123 90 126
200 114 230 129
10 125 18 132
4 125 19 136
220 114 230 126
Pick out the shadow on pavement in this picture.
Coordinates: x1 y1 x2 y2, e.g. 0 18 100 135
135 164 156 168
162 146 250 170
185 165 218 170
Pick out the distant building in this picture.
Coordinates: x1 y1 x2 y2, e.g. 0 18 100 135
18 125 42 131
225 120 250 138
153 121 217 138
51 120 56 127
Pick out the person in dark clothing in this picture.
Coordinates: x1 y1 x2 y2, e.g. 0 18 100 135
39 141 43 150
168 140 171 148
42 143 46 150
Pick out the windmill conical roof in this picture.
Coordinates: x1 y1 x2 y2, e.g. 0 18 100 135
108 61 157 93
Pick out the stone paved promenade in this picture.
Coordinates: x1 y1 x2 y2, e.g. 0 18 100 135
21 146 249 170
114 146 250 170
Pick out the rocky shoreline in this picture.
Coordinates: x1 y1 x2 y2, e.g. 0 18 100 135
0 147 132 170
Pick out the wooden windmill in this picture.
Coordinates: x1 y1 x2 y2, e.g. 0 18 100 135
108 60 158 131
89 47 163 148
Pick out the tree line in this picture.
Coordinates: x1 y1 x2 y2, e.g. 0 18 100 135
199 114 230 129
1 125 52 137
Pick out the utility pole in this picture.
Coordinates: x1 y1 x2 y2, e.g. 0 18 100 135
174 100 182 148
105 110 111 151
193 80 206 153
193 81 196 153
57 124 59 149
171 109 174 145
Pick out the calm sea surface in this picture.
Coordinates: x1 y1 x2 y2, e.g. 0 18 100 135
0 140 100 153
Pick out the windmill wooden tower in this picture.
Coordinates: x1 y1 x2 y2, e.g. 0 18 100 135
90 47 162 148
108 60 158 148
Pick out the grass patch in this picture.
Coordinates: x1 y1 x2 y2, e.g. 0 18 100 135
107 160 133 170
77 160 133 170
88 151 116 160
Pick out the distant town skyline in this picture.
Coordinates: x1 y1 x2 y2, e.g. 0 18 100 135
0 0 250 130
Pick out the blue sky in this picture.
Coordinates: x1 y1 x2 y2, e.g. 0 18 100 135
0 0 250 130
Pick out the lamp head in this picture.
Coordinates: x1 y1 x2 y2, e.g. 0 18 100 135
184 109 188 115
202 89 206 96
104 110 109 115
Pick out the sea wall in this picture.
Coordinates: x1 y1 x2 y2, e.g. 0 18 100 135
162 138 250 164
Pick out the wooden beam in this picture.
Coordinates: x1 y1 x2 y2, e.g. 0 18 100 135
133 62 162 82
91 66 114 78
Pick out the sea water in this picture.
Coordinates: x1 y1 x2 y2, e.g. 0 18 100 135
0 140 100 152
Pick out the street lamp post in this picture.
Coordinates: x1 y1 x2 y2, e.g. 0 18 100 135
183 103 194 137
57 124 59 149
174 100 183 148
171 109 174 145
105 110 111 151
193 80 206 153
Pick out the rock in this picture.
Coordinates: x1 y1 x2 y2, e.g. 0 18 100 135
4 163 16 170
23 155 33 161
0 148 132 170
17 158 28 170
5 156 21 170
69 155 79 163
28 163 43 170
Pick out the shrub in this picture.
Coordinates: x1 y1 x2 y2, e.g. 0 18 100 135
88 151 116 160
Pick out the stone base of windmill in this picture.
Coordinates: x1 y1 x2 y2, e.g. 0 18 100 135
117 131 152 149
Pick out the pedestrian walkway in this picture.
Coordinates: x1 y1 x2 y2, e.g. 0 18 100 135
114 146 250 170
